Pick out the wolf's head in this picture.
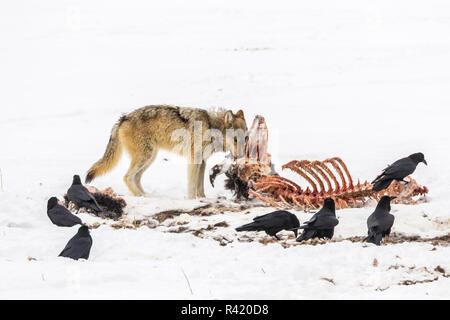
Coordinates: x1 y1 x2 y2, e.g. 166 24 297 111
223 110 248 159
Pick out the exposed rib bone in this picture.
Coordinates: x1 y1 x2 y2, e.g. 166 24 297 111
299 160 326 194
310 161 333 194
331 157 354 189
314 161 340 191
325 158 347 191
249 158 428 211
282 161 318 193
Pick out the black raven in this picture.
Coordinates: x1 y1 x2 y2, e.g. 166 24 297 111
296 198 339 242
59 226 93 260
235 210 300 240
47 197 83 227
372 152 427 192
67 175 102 212
365 196 396 245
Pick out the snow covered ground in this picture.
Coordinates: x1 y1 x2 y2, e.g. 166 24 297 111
0 0 449 299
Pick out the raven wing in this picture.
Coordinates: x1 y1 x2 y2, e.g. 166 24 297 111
59 233 80 256
59 237 92 260
48 205 82 227
374 158 416 182
59 211 82 226
367 213 380 229
252 212 288 229
377 214 395 232
59 236 76 257
367 211 394 232
58 204 82 222
297 215 317 229
69 185 96 202
305 211 320 224
253 211 289 221
310 215 339 230
384 161 415 177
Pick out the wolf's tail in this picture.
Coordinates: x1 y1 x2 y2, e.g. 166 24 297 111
85 118 125 184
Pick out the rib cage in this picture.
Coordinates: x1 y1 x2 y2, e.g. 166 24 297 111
250 157 374 210
282 158 358 194
249 157 428 210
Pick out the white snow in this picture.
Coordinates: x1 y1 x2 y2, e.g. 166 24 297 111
0 0 449 299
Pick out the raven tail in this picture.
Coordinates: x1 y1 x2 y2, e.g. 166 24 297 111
235 222 260 232
365 231 383 245
372 178 394 192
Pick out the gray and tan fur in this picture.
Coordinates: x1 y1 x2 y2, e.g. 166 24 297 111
85 105 247 199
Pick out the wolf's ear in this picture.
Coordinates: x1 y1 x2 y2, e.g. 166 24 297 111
236 110 245 120
224 110 234 126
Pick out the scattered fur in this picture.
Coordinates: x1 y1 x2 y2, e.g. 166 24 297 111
213 221 230 228
224 169 250 199
434 266 449 277
153 202 261 223
92 192 126 218
153 204 214 223
372 258 379 267
320 277 336 285
63 191 126 220
398 277 439 286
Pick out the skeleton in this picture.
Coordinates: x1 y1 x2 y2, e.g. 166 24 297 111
210 115 429 210
250 158 428 210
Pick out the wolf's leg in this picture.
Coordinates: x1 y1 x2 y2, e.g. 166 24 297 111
134 149 158 196
124 158 144 196
196 161 206 198
187 163 203 199
124 152 155 197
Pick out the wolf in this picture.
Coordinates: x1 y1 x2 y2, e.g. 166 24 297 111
85 105 248 199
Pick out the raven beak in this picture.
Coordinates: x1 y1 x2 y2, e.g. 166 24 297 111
423 159 428 166
390 196 397 201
